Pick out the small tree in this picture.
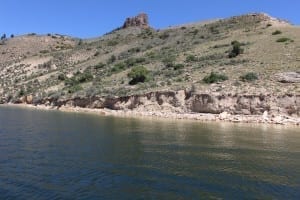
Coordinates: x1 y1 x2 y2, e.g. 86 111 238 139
228 41 244 58
128 66 149 85
10 34 14 38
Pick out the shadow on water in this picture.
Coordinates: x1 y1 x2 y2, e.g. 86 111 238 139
0 106 299 199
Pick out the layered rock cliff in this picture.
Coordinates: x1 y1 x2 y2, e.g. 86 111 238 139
9 90 298 117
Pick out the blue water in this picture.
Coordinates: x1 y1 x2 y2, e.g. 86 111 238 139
0 106 299 199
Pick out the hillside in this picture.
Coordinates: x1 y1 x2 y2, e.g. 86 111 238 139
0 13 299 123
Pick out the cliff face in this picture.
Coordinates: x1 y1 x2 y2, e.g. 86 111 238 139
11 91 299 118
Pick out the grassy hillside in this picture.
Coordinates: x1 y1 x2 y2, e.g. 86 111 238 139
0 13 299 103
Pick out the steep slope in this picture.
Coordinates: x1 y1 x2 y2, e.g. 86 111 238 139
0 13 299 122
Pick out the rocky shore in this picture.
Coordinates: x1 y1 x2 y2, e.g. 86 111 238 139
1 90 299 126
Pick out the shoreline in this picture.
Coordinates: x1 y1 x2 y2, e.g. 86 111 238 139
1 103 299 126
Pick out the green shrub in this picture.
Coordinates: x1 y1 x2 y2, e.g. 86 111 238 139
77 72 93 83
162 56 176 68
107 40 118 46
173 64 184 70
94 51 100 56
107 55 116 64
128 66 149 85
240 72 258 82
272 30 282 35
190 29 199 35
203 72 228 84
18 88 25 97
111 62 126 72
65 72 93 86
228 41 244 58
94 62 105 69
276 37 292 43
58 73 66 81
159 32 170 40
68 85 83 94
186 55 198 62
123 57 146 68
40 50 49 54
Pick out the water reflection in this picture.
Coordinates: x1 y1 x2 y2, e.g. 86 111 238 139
0 106 299 199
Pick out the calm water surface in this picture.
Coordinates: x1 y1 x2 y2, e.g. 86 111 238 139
0 106 299 199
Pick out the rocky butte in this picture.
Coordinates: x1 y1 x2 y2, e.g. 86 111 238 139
0 13 299 125
122 13 150 29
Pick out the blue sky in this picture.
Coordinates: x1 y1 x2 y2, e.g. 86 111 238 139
1 0 299 38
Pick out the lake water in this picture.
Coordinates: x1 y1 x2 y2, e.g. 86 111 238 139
0 106 299 199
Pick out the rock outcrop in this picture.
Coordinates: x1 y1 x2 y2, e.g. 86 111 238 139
123 13 149 29
275 72 300 83
229 13 291 27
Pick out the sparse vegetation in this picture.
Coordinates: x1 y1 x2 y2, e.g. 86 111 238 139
0 13 298 103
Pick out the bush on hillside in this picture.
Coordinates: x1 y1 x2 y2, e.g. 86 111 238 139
240 72 258 82
228 41 244 58
65 72 93 86
185 55 198 62
276 37 292 43
107 55 116 64
272 30 282 35
203 72 228 84
94 62 106 69
128 66 149 85
58 73 66 81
